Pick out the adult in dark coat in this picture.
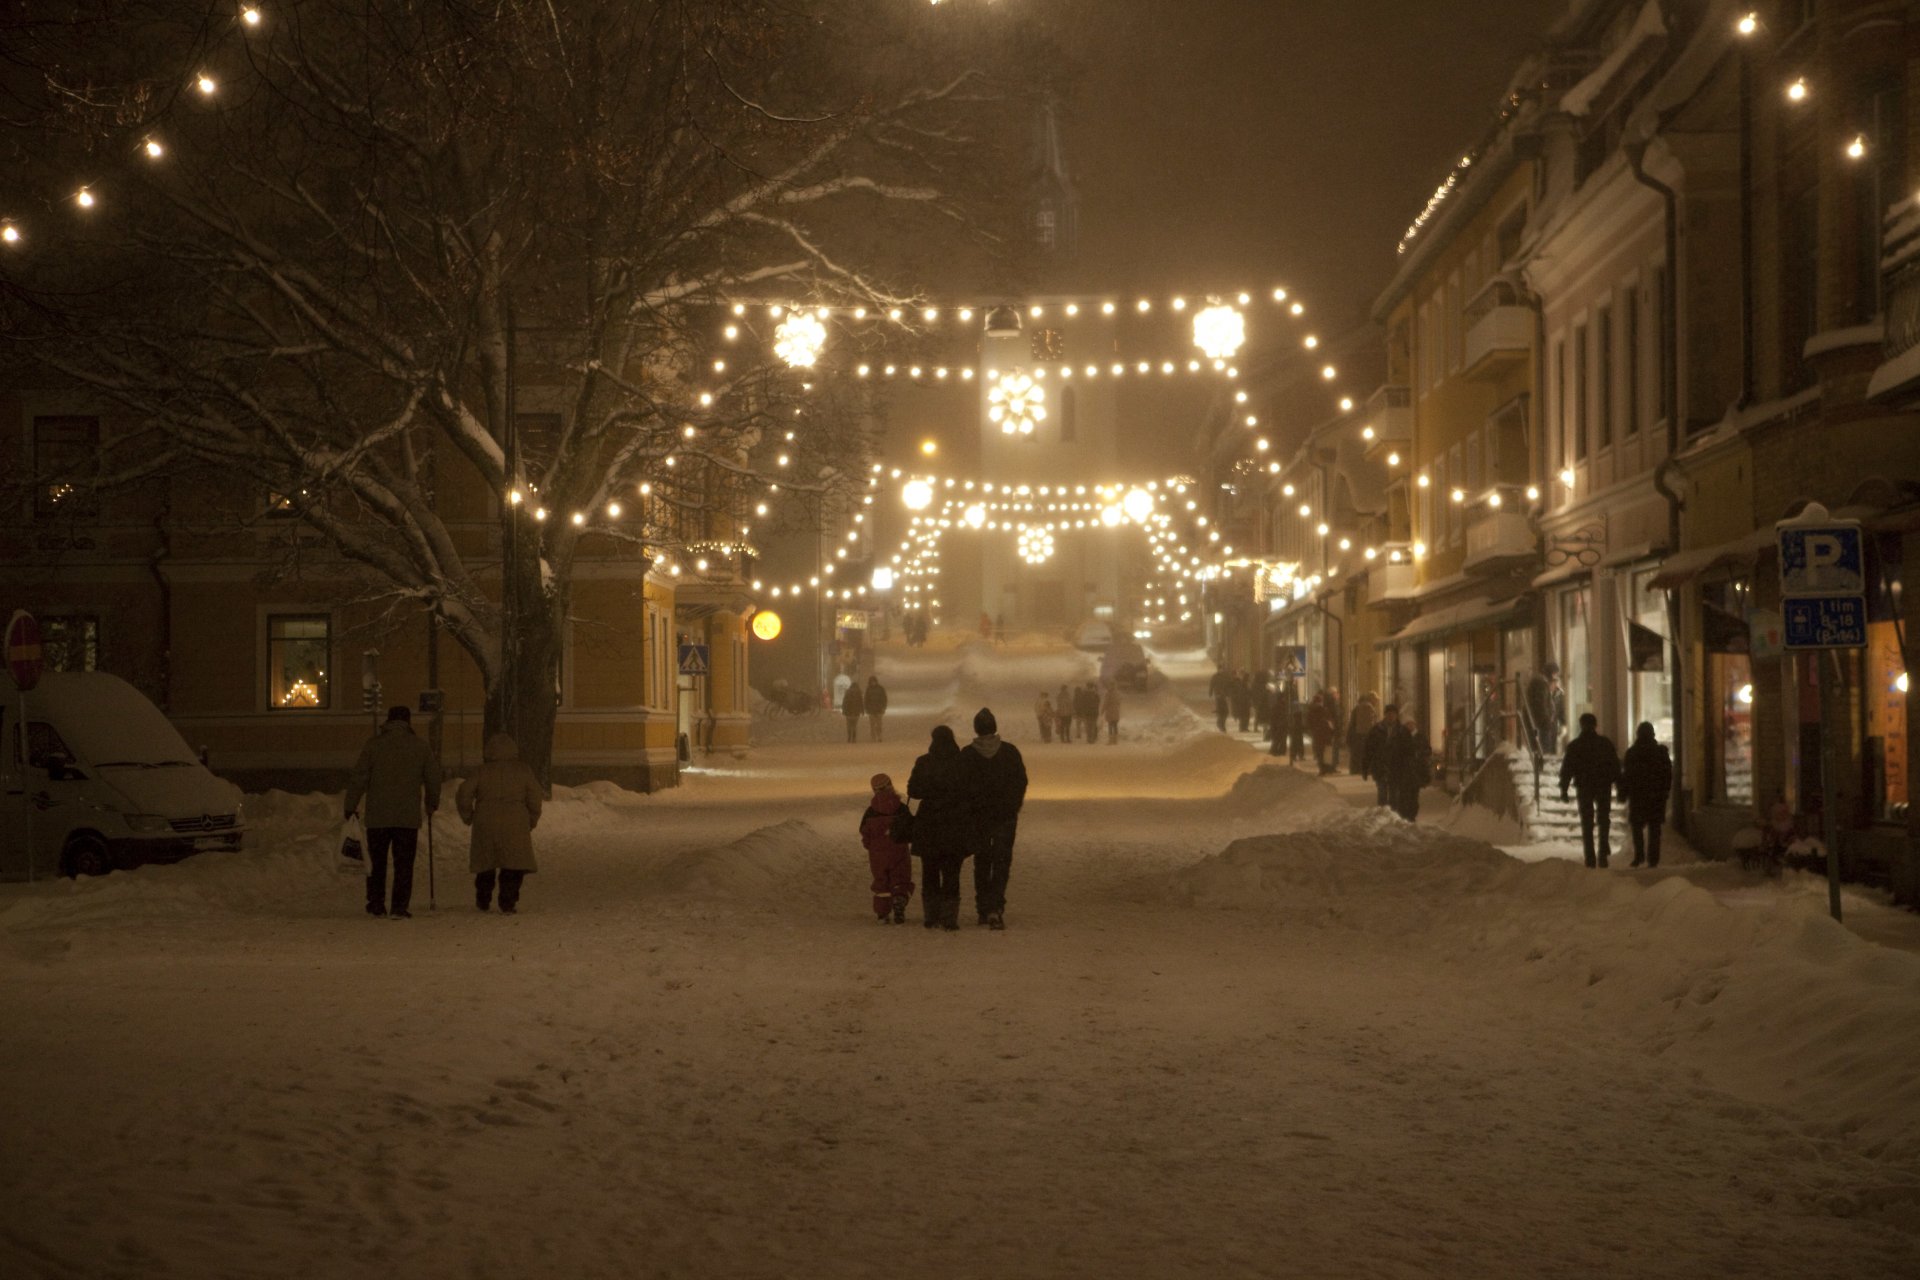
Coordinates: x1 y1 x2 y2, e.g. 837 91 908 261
863 676 889 742
1619 722 1674 868
841 681 865 744
345 706 442 919
1560 712 1622 868
1323 689 1344 769
907 725 970 930
1055 683 1075 743
1230 672 1253 733
1074 683 1100 746
1347 693 1380 775
960 708 1028 930
1307 694 1337 775
1208 668 1231 732
1389 720 1433 822
1358 704 1402 808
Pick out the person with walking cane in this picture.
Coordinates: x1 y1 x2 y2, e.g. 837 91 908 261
344 705 442 919
457 733 544 913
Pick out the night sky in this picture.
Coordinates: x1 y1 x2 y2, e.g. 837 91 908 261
1061 0 1562 329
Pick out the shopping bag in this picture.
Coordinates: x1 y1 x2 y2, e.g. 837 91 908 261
339 812 365 862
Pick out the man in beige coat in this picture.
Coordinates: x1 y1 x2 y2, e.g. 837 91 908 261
457 733 543 914
345 706 442 919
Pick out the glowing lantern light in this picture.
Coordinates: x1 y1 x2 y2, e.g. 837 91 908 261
1192 304 1245 361
963 504 987 529
773 311 827 368
1122 488 1155 523
751 611 783 641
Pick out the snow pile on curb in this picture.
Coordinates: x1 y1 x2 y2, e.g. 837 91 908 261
637 819 834 900
1171 809 1920 1159
1221 763 1348 822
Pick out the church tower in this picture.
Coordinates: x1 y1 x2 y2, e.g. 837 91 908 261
1027 95 1079 263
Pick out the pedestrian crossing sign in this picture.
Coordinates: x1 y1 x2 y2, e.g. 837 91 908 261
677 644 710 676
1278 646 1306 679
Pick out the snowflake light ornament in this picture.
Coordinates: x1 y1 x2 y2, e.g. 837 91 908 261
1018 526 1056 566
1192 304 1246 361
773 311 828 368
988 369 1047 436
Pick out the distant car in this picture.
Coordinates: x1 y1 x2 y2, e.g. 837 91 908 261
1072 620 1115 652
1100 640 1153 693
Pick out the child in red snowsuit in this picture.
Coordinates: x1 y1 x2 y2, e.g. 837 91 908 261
859 773 915 924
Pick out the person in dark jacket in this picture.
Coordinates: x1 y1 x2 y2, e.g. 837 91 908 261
345 706 442 919
858 772 914 923
1347 693 1379 775
1055 683 1075 742
841 681 864 743
1358 704 1401 808
1075 683 1100 746
960 708 1028 930
1390 718 1433 822
1230 671 1253 732
1208 668 1231 732
908 726 969 930
1307 694 1337 775
1618 722 1674 868
1560 712 1622 868
863 676 889 742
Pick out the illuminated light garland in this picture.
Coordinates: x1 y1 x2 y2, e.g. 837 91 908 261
773 311 828 368
1191 304 1246 360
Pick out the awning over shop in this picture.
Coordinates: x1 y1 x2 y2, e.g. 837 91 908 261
1644 529 1771 590
1375 594 1528 649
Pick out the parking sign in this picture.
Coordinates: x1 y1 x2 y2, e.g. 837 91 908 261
1776 504 1867 650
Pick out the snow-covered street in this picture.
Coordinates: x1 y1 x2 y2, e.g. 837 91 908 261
3 642 1917 1279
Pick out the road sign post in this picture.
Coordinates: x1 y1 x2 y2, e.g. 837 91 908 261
7 611 43 883
1776 503 1866 923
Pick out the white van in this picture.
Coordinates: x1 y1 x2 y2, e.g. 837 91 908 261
0 671 246 880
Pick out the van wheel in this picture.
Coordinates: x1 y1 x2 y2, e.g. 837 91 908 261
63 834 113 879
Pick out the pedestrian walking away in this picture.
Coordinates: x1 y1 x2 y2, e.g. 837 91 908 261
1230 671 1252 733
908 725 970 930
1560 713 1622 868
1308 693 1337 775
1101 680 1122 745
858 772 914 923
960 708 1028 930
1390 718 1432 822
1035 691 1055 744
1346 693 1379 776
457 732 543 914
863 675 889 742
1075 682 1100 746
841 680 864 743
1619 722 1673 868
1208 667 1231 733
344 705 442 919
1056 683 1075 742
1358 703 1402 810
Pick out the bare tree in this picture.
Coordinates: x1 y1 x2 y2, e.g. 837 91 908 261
0 0 1042 773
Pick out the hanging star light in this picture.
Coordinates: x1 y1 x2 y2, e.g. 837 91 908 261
988 369 1047 436
1192 304 1246 361
773 311 828 368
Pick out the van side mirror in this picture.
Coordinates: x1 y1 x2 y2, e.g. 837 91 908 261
40 751 79 781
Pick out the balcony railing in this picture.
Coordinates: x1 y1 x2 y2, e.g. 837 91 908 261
1461 487 1540 574
1366 543 1416 604
1463 280 1531 380
1363 384 1412 455
1884 194 1920 363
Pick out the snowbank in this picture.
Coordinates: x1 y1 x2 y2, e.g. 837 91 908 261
636 819 834 900
1170 809 1920 1160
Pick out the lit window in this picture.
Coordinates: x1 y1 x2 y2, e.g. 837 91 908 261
267 615 331 709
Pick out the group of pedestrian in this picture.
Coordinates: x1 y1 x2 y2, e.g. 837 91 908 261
901 613 930 647
344 705 544 918
1560 714 1673 869
1037 680 1120 744
859 708 1029 930
841 675 889 743
1355 703 1433 821
1208 667 1260 733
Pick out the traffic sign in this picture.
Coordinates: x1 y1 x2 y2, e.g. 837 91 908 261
1276 645 1307 679
1777 504 1867 651
677 643 710 676
6 611 43 691
1779 523 1864 595
1782 596 1867 649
